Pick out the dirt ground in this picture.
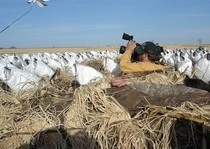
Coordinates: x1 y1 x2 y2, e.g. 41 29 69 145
0 44 210 54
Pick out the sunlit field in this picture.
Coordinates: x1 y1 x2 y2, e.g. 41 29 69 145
1 44 210 54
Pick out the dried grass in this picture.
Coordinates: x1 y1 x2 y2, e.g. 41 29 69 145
0 68 74 149
81 58 105 73
120 70 186 86
64 85 210 149
0 104 60 149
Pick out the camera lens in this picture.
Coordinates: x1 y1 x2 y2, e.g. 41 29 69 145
122 33 133 41
119 46 126 54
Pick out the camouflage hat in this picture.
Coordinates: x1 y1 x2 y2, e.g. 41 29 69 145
135 41 159 56
134 45 146 55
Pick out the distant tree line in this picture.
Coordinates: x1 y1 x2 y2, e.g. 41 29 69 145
0 46 17 49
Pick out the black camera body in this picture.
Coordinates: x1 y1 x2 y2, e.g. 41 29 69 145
119 33 142 62
122 33 134 41
119 33 141 54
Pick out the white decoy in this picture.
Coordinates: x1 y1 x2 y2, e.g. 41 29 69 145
161 50 175 67
70 64 103 85
194 53 210 84
42 57 62 70
27 0 49 7
2 54 23 69
190 50 202 65
23 57 55 78
103 57 121 75
75 53 85 63
175 52 193 77
0 61 40 93
50 53 60 61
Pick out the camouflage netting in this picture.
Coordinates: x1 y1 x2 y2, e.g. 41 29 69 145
0 59 210 149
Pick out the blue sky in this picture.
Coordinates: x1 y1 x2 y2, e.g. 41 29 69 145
0 0 210 48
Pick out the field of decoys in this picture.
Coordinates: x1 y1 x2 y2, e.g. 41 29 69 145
0 44 210 93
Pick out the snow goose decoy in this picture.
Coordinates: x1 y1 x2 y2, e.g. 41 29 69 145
194 53 210 84
0 62 40 93
70 64 103 85
103 57 121 75
176 52 193 77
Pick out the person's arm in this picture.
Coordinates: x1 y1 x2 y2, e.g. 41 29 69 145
111 77 133 87
120 52 164 73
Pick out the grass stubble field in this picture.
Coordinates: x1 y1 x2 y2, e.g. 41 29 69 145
0 44 210 54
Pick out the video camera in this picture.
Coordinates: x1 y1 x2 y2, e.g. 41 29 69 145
119 33 141 54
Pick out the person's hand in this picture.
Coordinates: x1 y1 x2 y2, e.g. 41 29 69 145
126 40 136 52
111 78 133 88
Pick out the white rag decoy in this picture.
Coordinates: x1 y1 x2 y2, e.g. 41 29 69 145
70 64 103 85
0 61 40 93
27 0 49 7
42 57 62 71
175 52 193 77
161 50 175 67
194 53 210 84
2 54 23 69
189 50 202 65
23 57 55 78
103 57 121 74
